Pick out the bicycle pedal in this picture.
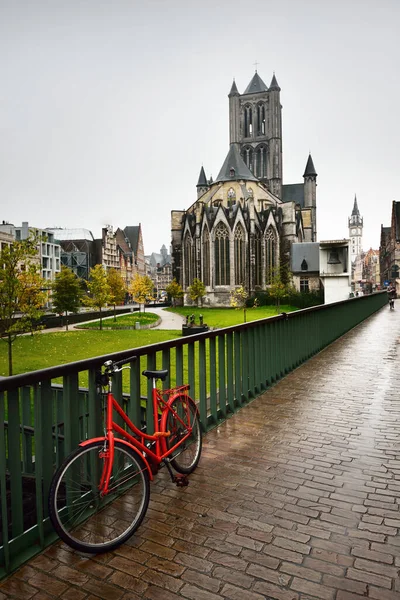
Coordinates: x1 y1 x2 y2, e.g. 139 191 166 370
174 474 189 487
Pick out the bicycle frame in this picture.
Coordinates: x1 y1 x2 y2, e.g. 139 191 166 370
80 377 196 493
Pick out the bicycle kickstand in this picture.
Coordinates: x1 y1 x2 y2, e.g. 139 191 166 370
163 459 189 487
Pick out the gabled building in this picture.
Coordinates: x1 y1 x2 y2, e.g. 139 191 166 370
124 224 146 276
171 70 317 306
380 201 400 290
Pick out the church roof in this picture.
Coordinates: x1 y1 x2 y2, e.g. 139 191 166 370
228 79 239 97
243 72 268 95
303 154 317 177
269 73 281 91
215 144 258 183
282 184 304 207
197 166 208 187
351 195 360 216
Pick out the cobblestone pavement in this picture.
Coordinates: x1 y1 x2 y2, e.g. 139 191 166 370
1 304 400 599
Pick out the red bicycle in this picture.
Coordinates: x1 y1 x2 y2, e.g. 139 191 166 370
48 356 202 553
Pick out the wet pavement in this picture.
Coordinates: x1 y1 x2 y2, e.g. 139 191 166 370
1 303 400 599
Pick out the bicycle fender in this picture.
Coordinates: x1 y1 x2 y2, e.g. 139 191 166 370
79 437 154 481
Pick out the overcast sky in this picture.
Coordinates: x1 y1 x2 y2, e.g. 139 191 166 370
1 0 399 255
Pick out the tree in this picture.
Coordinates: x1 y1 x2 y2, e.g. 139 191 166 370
165 278 183 307
0 239 47 375
107 269 126 321
188 278 206 307
129 274 154 312
268 266 293 312
52 266 82 330
85 265 111 330
230 285 248 322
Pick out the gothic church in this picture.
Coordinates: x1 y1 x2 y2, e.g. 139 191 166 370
171 71 317 306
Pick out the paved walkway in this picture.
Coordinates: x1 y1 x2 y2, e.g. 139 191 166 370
1 304 400 599
40 307 185 333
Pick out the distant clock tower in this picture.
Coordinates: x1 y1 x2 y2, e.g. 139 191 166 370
348 195 363 263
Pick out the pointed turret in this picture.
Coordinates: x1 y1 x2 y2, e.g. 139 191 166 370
228 79 239 97
303 154 317 178
352 195 360 216
269 73 281 91
196 166 209 198
243 72 268 95
215 144 258 183
303 154 317 241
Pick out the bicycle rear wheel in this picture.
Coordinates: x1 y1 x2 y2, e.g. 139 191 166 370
48 440 150 553
162 395 202 474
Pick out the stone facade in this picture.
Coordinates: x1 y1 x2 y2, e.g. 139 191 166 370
171 71 317 307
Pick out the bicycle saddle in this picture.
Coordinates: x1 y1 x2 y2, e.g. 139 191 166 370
142 369 168 381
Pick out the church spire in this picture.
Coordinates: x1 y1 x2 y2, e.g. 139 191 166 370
352 195 360 216
243 72 268 95
303 154 317 178
228 79 239 97
269 73 281 91
197 166 208 188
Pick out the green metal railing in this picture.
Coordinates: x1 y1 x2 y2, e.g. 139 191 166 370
0 292 387 577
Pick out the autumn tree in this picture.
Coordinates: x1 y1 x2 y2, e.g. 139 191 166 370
52 266 82 330
268 266 293 312
129 274 154 312
107 268 126 321
230 285 248 323
85 265 111 330
165 278 183 307
188 278 206 307
0 239 47 375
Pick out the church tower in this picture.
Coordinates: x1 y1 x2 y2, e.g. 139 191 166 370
348 195 363 262
228 71 283 198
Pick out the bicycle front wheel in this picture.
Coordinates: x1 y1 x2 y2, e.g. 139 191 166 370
48 441 150 553
162 395 202 474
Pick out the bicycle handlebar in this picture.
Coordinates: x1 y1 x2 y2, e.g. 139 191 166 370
104 356 137 373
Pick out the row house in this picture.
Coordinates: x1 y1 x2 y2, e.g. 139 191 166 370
380 201 400 291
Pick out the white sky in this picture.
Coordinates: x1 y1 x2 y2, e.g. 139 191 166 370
1 0 399 255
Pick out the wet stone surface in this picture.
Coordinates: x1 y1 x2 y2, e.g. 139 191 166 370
1 305 400 599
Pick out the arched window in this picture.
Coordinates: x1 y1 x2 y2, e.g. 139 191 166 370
202 227 210 286
257 103 265 135
256 145 267 178
184 233 193 289
242 146 253 172
234 224 245 285
214 222 230 286
266 227 277 284
244 105 253 137
255 228 262 286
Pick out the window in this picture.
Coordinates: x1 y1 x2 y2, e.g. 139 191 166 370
256 145 267 178
265 227 277 284
244 105 253 137
301 259 308 271
300 278 309 293
234 224 245 285
202 228 210 286
257 103 265 135
255 228 262 286
184 233 193 288
214 222 230 285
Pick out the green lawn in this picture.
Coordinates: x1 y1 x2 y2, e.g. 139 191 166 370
77 312 159 329
167 304 297 327
0 304 297 377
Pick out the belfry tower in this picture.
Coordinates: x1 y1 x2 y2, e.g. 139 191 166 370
348 195 363 263
228 71 282 198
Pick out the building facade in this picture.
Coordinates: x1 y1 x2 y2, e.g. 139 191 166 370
380 201 400 291
171 70 317 306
